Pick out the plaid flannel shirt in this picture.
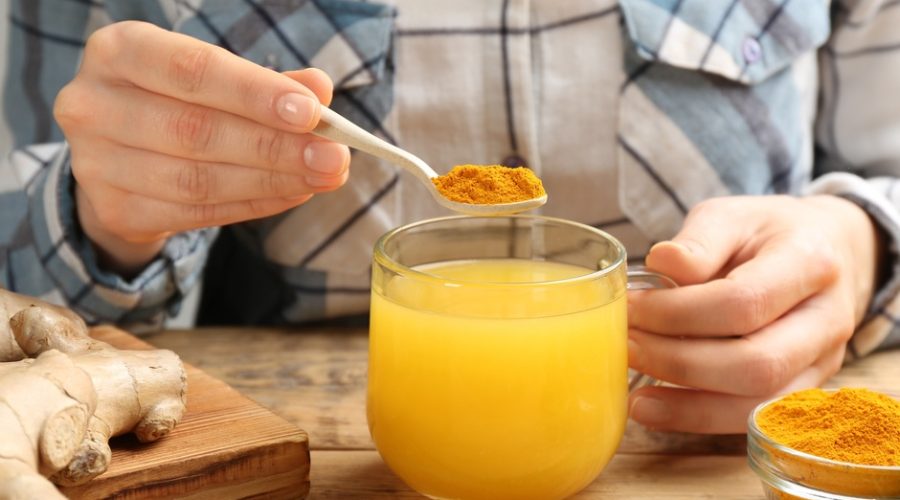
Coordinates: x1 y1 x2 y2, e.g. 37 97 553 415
2 0 900 356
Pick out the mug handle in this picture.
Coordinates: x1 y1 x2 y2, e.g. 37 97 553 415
626 265 678 393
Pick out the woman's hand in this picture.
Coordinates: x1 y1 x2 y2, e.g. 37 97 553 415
627 195 883 434
55 21 350 275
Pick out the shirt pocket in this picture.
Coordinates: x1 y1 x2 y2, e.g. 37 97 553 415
618 0 830 84
175 0 396 91
615 1 831 242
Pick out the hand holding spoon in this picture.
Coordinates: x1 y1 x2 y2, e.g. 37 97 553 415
312 107 547 215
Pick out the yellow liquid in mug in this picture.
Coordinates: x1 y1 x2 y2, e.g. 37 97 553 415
368 259 627 500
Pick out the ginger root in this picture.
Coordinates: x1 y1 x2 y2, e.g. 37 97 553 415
0 289 87 362
0 288 187 497
0 350 97 500
10 306 187 486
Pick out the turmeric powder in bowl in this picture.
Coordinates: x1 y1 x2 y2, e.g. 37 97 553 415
747 388 900 499
431 165 545 205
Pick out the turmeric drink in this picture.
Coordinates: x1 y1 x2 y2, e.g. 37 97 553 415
368 258 627 500
432 164 545 204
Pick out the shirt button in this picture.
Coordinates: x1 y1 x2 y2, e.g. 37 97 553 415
264 53 281 71
742 37 762 65
501 154 528 168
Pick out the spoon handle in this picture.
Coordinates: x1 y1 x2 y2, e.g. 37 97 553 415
313 106 439 181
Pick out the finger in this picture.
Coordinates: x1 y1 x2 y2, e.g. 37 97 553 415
628 289 851 396
75 84 350 175
628 350 843 433
74 143 347 205
83 21 327 132
284 68 334 106
645 198 756 285
86 185 315 241
630 235 839 336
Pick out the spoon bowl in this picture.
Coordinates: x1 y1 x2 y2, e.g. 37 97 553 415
436 194 548 216
313 106 546 215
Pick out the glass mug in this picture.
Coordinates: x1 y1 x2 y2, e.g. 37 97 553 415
368 215 672 500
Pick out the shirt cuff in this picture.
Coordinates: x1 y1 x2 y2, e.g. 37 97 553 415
806 172 900 356
28 145 217 330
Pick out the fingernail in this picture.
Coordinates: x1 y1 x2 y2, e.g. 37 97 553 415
652 240 691 255
276 93 317 127
305 175 342 187
672 241 693 254
630 396 671 427
628 338 643 370
304 142 348 175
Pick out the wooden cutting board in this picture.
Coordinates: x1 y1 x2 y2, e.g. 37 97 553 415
58 326 310 499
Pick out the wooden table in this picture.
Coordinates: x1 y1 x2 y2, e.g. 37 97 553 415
143 327 900 499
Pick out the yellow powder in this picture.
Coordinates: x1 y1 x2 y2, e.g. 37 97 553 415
431 165 545 205
756 388 900 466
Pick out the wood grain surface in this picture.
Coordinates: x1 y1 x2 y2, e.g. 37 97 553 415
309 451 762 499
60 326 310 499
142 326 900 499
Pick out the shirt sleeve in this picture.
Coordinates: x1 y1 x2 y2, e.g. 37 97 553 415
1 143 217 332
811 0 900 356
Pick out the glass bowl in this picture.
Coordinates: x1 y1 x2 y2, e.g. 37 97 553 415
747 392 900 500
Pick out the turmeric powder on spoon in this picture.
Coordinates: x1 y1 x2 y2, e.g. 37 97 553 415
431 165 545 205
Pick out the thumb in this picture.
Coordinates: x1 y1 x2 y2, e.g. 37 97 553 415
645 200 751 285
